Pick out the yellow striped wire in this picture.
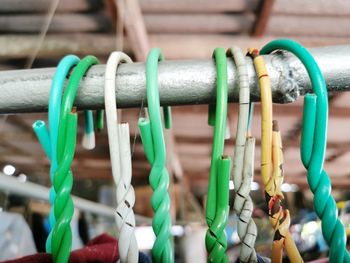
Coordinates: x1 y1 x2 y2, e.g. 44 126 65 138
248 48 303 263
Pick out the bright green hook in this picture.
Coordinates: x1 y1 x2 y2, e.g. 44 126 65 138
205 47 230 263
261 39 350 263
52 55 99 263
138 48 173 263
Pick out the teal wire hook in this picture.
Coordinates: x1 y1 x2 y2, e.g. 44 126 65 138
261 39 350 263
205 47 231 263
51 55 100 263
32 55 79 252
138 48 173 263
32 54 104 256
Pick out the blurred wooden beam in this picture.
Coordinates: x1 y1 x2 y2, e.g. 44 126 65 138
149 34 350 59
273 0 350 16
0 34 130 59
0 0 103 13
124 0 150 61
267 15 350 37
139 0 259 13
4 34 350 59
144 14 254 34
325 148 349 163
6 115 33 133
253 0 275 36
0 14 111 33
0 0 259 14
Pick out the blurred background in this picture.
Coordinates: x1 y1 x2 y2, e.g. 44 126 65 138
0 0 350 261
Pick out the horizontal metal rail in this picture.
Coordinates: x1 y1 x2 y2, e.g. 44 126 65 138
0 44 349 113
0 173 152 224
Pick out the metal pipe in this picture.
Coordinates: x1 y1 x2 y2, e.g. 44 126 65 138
0 44 349 113
0 173 152 224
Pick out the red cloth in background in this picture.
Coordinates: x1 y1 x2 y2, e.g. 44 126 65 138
2 234 119 263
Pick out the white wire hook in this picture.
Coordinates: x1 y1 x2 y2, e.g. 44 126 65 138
229 46 258 263
105 51 138 263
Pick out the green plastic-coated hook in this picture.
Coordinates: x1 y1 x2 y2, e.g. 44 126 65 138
138 118 155 164
261 39 350 263
205 47 230 263
247 102 254 131
138 48 173 263
208 103 216 126
95 109 104 130
52 112 77 263
206 47 229 225
32 55 80 253
52 55 99 263
32 54 104 253
206 157 230 263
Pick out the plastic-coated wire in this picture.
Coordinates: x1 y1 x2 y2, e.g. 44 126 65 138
33 121 51 160
205 47 230 263
53 111 77 263
261 39 350 263
207 156 230 263
82 109 95 149
249 49 273 188
32 55 79 253
117 123 138 262
247 103 254 133
104 51 138 263
32 55 102 252
95 109 104 130
137 48 173 263
248 48 303 263
227 46 257 263
81 109 105 149
270 121 301 262
52 56 99 263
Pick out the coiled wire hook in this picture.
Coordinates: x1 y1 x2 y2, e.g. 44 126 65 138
248 47 302 263
261 38 350 263
138 48 173 263
205 47 231 263
32 55 101 253
227 46 258 263
52 55 100 263
104 51 138 263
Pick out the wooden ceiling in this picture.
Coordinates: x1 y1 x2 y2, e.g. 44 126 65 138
1 0 350 205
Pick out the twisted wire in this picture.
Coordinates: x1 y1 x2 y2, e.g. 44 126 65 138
138 118 173 263
227 46 258 263
116 123 138 262
234 138 257 263
151 167 172 262
206 157 230 263
249 48 302 262
205 47 230 263
52 56 99 263
261 39 350 263
303 105 350 262
104 51 138 262
32 55 79 252
138 48 173 263
269 121 300 262
52 111 77 263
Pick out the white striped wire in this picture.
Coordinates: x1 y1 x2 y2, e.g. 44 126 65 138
104 51 138 263
229 46 258 263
